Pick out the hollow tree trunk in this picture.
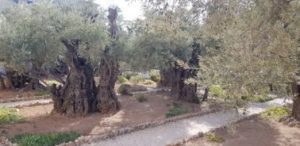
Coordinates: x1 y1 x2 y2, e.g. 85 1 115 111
97 51 120 113
159 69 173 87
51 39 97 116
292 83 300 121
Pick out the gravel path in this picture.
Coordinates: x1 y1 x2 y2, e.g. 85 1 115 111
85 98 292 146
0 99 52 108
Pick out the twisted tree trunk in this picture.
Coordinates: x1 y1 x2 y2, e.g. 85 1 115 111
51 39 97 116
97 49 120 113
96 8 120 114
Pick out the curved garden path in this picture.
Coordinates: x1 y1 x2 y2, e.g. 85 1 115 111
84 98 292 146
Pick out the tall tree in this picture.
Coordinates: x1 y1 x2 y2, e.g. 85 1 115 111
96 7 121 113
199 0 299 120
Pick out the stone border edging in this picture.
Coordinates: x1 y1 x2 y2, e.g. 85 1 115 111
58 108 222 146
0 95 51 103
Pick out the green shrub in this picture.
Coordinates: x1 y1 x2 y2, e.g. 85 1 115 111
12 132 80 146
149 70 160 82
136 94 147 102
205 132 224 143
118 84 132 95
117 75 128 84
166 105 188 118
0 108 23 124
129 75 144 84
261 106 290 120
123 71 138 80
210 85 225 98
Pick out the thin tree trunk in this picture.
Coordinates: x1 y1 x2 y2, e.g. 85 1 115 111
202 87 209 101
292 83 300 121
0 77 5 90
51 39 97 116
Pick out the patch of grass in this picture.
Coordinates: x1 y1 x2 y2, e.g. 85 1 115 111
205 132 224 143
12 132 80 146
129 75 145 84
34 90 50 97
209 85 225 98
261 106 291 120
117 75 128 84
166 104 188 118
136 94 147 102
0 108 23 124
241 95 272 103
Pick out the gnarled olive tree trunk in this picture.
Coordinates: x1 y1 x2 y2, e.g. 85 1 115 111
96 8 120 114
170 42 201 104
97 48 120 113
51 39 97 116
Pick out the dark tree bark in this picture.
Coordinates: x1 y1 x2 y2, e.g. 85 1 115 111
96 8 120 114
51 39 97 116
170 41 201 104
292 83 300 121
0 77 5 90
97 48 120 113
159 69 173 87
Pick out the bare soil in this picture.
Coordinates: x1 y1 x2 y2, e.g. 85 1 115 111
184 116 300 146
1 91 205 138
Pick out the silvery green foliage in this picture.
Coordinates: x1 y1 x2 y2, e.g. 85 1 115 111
0 0 107 74
198 0 300 97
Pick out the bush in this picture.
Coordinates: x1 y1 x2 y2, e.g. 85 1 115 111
261 106 290 120
0 108 23 124
123 71 138 80
205 132 224 143
149 70 160 82
166 104 188 118
129 75 144 84
136 94 148 102
117 84 132 95
209 85 225 98
117 75 128 84
12 132 80 146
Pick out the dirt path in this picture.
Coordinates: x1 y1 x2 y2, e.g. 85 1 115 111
84 98 292 146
